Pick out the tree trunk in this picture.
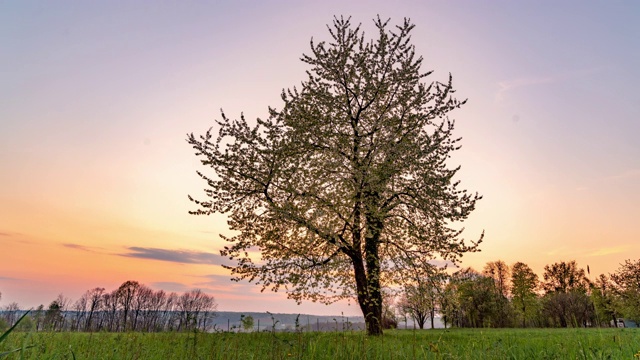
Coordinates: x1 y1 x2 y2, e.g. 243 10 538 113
417 313 426 329
352 250 383 336
430 308 435 329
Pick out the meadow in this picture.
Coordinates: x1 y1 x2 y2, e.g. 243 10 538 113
2 328 639 359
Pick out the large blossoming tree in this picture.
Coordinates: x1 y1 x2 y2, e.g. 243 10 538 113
188 16 482 335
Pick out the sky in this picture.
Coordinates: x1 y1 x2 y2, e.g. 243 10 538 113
1 1 639 316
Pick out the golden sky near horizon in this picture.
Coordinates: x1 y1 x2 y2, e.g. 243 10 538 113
1 1 639 315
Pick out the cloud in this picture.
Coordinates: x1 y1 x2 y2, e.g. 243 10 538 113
495 67 603 103
0 276 20 281
587 246 628 257
496 76 555 102
121 247 227 265
0 232 11 237
193 274 261 294
150 281 189 293
63 243 105 253
546 247 568 257
547 245 629 258
605 169 640 182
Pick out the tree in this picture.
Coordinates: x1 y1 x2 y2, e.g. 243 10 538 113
2 302 20 327
240 314 255 332
542 261 590 294
398 284 430 329
510 262 539 327
609 259 640 324
591 274 618 327
44 298 64 331
541 261 594 327
483 260 510 298
438 278 459 329
380 289 398 329
397 264 446 329
450 268 502 328
72 294 88 331
177 289 217 331
116 280 141 331
187 16 482 336
482 260 513 327
82 287 105 331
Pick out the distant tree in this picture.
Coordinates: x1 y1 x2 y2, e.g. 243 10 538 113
143 289 167 331
33 305 44 331
83 287 105 331
44 298 63 331
163 292 180 331
397 286 429 329
177 289 217 331
240 314 255 332
483 260 513 327
609 259 640 324
116 280 141 331
510 262 539 327
2 302 20 327
187 17 482 335
380 289 398 329
72 295 88 331
591 274 619 326
542 261 590 294
438 279 459 329
130 284 153 331
102 289 120 331
542 291 594 328
541 261 594 327
483 260 510 298
397 264 446 329
447 268 503 328
15 313 35 332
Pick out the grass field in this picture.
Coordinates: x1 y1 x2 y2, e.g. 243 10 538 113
2 328 639 359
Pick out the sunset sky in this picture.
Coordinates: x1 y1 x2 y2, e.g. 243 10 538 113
1 1 639 316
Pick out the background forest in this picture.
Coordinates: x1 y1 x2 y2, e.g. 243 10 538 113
1 259 638 333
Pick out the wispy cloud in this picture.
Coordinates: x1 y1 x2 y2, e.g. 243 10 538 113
0 232 11 237
150 281 189 293
193 274 261 294
0 276 20 281
604 169 640 182
547 245 629 258
496 67 603 103
120 247 227 265
496 76 555 102
197 274 234 284
63 243 105 253
587 246 628 257
545 246 568 257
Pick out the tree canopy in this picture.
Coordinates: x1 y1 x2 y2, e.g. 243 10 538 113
188 16 482 335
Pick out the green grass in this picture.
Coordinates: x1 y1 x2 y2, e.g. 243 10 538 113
1 328 639 359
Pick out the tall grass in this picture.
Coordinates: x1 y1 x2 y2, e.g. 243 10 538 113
0 310 33 358
1 327 639 359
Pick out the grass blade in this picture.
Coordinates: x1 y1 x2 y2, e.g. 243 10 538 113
0 310 31 343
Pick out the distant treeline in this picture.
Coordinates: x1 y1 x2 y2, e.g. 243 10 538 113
392 259 640 329
2 259 639 333
0 281 216 333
